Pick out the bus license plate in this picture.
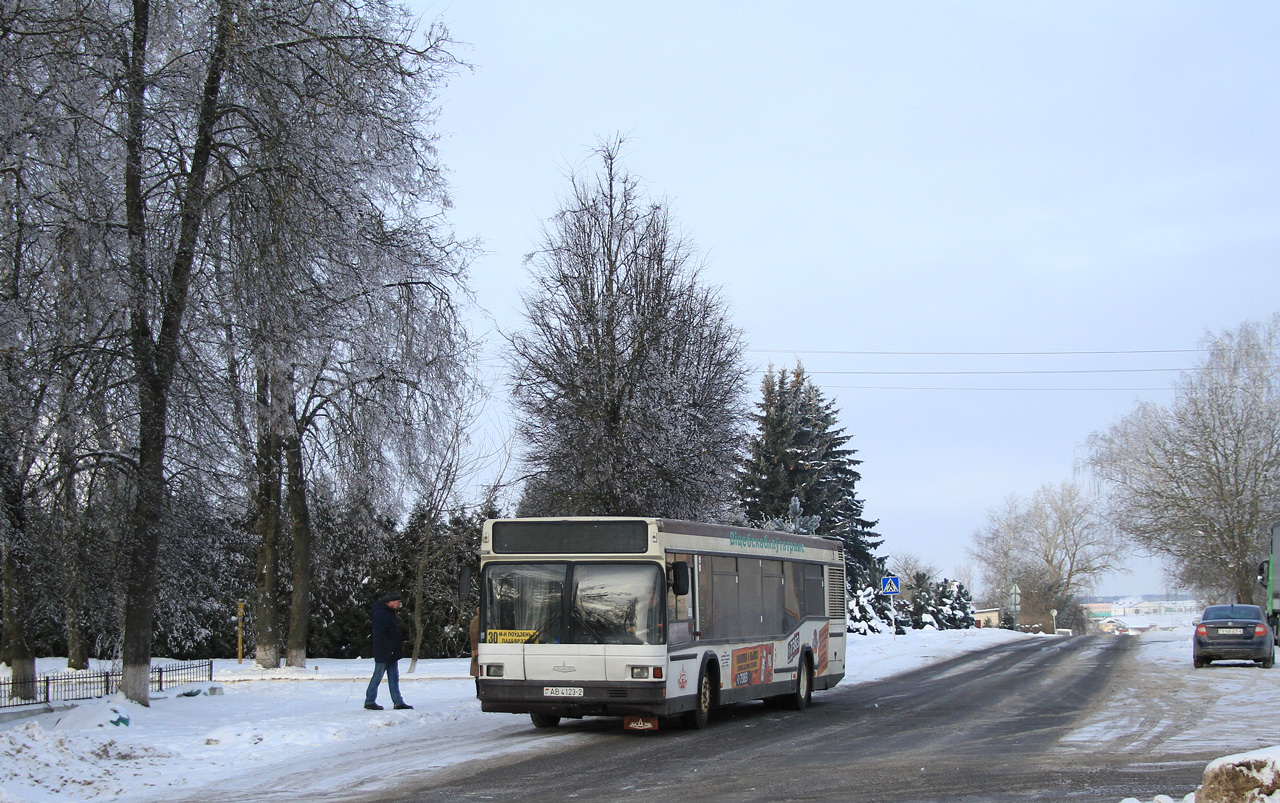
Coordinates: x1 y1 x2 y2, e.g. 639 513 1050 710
543 686 583 697
1218 628 1243 635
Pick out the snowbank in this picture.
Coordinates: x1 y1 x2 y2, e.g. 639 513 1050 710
1122 746 1280 803
1174 745 1280 803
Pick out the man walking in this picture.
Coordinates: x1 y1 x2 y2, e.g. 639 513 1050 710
365 591 412 710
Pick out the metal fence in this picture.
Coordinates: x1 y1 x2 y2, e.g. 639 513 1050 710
0 659 214 709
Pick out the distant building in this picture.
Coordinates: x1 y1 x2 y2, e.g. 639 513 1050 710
1084 603 1113 620
973 608 1001 628
1121 601 1166 617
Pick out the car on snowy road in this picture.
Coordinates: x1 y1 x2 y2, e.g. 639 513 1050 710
1193 604 1275 668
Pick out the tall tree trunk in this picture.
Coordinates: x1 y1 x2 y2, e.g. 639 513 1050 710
408 520 431 672
253 367 282 669
121 378 168 703
119 0 233 706
59 438 88 670
284 408 312 668
0 73 34 701
1 458 35 699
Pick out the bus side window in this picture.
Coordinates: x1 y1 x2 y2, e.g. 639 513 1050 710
698 554 715 639
762 560 784 635
711 556 738 638
783 562 804 629
803 563 826 618
667 553 695 645
739 559 763 637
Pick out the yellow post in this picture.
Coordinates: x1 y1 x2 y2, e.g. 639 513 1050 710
237 601 245 664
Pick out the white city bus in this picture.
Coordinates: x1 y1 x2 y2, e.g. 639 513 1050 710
475 517 847 731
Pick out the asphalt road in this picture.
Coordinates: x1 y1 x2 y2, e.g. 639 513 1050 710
370 635 1208 803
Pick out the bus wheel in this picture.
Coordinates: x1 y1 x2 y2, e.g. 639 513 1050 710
787 657 812 711
685 668 714 729
530 713 561 729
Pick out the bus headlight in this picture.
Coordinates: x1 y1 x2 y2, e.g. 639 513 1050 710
630 666 649 679
485 664 504 678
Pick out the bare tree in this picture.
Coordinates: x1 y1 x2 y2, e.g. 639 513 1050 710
145 0 471 670
403 384 494 673
969 481 1123 628
889 552 939 607
509 137 749 520
113 0 237 706
967 496 1024 610
1 0 476 687
1 0 128 692
1090 314 1280 604
890 553 939 586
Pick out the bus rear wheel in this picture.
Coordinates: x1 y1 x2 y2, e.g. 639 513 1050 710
787 657 812 711
685 668 714 729
530 713 561 728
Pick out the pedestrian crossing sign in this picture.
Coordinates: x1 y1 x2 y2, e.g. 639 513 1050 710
880 576 901 595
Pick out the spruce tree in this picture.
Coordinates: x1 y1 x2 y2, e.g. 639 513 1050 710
740 364 881 583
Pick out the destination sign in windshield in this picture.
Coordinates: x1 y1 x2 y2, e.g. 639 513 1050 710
491 520 648 554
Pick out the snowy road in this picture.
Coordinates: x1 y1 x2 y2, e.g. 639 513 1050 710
6 627 1280 802
366 635 1175 802
372 631 1280 803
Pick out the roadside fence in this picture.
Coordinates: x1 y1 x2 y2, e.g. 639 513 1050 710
0 659 214 709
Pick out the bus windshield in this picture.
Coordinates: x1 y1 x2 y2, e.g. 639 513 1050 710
482 563 665 646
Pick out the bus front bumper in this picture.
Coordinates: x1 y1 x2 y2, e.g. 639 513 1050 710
478 679 671 717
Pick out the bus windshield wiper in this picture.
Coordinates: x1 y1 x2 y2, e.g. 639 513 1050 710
524 613 561 643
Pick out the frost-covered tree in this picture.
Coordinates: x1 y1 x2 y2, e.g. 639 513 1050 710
173 3 474 669
969 481 1122 630
510 138 748 520
906 571 938 630
1090 314 1280 605
401 502 487 667
1 0 130 692
740 364 880 583
847 583 895 636
932 579 976 630
0 0 474 702
895 575 974 632
762 497 821 535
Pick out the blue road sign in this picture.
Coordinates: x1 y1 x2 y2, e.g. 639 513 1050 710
880 576 901 595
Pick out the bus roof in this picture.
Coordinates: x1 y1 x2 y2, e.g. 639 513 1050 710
484 516 843 555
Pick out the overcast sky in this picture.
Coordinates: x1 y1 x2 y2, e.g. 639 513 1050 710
410 1 1280 597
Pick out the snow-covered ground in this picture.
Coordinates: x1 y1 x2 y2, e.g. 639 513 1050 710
1091 622 1280 803
0 624 1272 803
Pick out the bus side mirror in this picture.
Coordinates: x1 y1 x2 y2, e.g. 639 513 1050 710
1260 561 1270 588
459 566 473 603
672 561 690 597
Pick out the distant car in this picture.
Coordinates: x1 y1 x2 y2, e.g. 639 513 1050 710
1193 604 1275 668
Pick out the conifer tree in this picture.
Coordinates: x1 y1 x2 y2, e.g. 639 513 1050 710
740 365 880 581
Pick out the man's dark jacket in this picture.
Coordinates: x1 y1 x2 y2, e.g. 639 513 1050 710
370 601 404 664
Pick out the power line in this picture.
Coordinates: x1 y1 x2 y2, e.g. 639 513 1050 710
747 348 1205 357
816 385 1176 392
801 368 1187 376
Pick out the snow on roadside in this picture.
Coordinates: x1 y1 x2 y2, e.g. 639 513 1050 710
1110 625 1280 803
1 628 1034 802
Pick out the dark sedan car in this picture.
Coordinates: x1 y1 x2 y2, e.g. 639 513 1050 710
1193 604 1275 668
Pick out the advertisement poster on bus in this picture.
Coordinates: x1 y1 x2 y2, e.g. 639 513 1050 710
731 644 775 688
815 623 829 675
